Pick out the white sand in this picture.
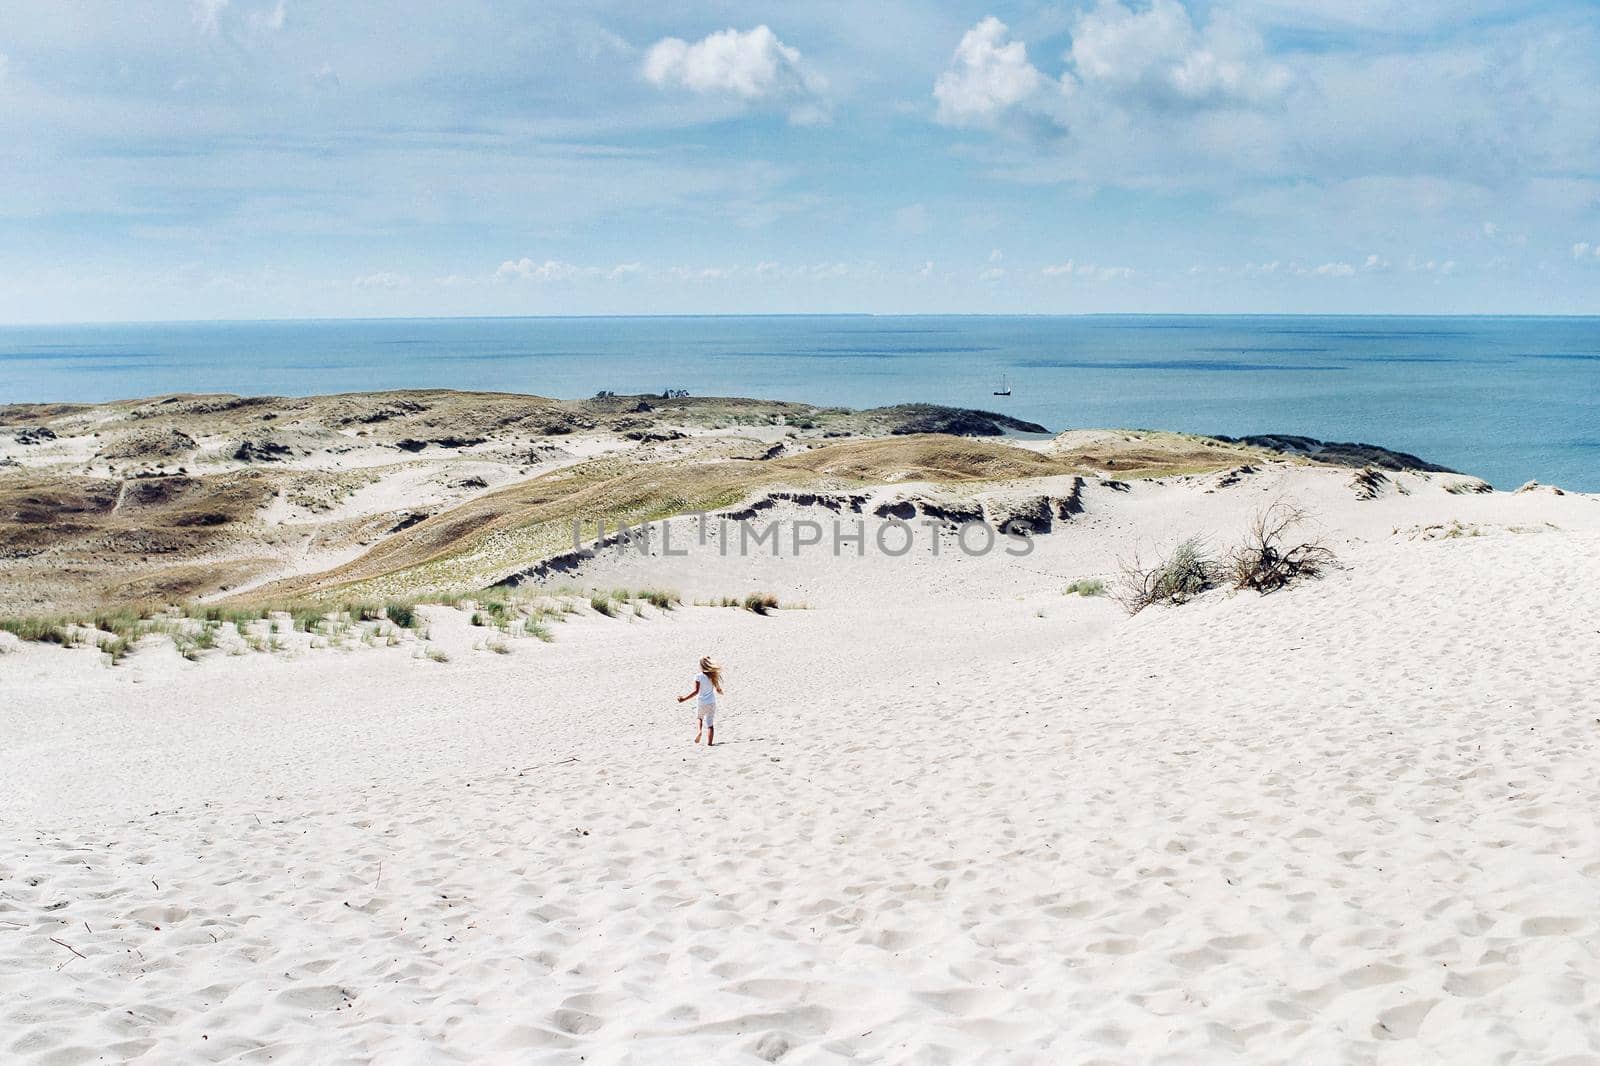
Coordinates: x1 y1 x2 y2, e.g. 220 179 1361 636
3 468 1599 1063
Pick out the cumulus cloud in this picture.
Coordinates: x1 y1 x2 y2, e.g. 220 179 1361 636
496 258 599 282
933 5 1288 133
1311 261 1355 277
497 258 658 283
933 17 1046 128
1067 0 1290 110
643 26 828 124
1041 260 1137 280
1573 242 1598 261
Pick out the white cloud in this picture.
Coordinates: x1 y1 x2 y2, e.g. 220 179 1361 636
1067 0 1290 110
1573 242 1597 260
934 3 1299 140
933 18 1046 128
490 258 886 286
1311 261 1355 277
1406 256 1459 274
496 258 598 282
643 26 828 124
1041 260 1137 280
352 271 407 289
495 259 658 283
1362 254 1391 272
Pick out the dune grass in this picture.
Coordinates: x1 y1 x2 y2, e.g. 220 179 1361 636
742 592 780 615
0 581 632 665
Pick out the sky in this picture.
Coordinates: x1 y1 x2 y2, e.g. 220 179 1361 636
1 0 1598 322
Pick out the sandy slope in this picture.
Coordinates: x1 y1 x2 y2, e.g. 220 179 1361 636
2 471 1598 1064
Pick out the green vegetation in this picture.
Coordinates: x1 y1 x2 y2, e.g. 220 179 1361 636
196 605 267 626
0 617 71 644
383 601 418 628
1063 578 1107 597
290 605 323 633
0 583 633 665
694 592 806 613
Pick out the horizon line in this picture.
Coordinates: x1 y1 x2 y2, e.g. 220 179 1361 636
5 310 1600 328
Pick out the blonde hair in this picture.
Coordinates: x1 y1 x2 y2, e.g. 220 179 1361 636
699 656 723 690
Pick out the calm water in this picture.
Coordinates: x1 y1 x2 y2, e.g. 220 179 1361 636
1 315 1596 490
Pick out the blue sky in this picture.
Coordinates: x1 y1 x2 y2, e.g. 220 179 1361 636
1 0 1597 321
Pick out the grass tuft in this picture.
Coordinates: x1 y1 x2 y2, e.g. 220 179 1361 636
383 601 418 629
641 588 679 610
742 592 780 615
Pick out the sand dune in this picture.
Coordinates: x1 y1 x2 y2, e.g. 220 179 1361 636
3 467 1598 1063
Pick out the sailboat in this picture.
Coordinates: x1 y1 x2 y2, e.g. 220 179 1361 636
992 373 1011 397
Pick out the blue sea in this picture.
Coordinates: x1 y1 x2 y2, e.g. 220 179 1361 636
2 315 1597 491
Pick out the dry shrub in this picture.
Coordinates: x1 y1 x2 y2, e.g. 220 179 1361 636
742 592 780 615
1228 502 1336 593
1114 537 1217 615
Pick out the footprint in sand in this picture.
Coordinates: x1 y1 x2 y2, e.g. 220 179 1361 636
275 984 356 1011
1372 997 1439 1040
547 1007 604 1036
1340 961 1408 989
1444 967 1518 998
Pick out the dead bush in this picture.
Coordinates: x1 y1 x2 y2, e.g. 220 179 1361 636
1228 502 1336 593
1114 536 1218 615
